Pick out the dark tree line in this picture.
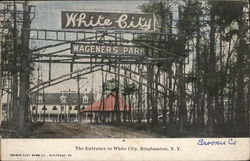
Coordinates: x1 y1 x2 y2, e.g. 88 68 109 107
136 0 249 136
0 1 33 134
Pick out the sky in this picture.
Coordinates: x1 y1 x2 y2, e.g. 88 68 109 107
27 0 150 97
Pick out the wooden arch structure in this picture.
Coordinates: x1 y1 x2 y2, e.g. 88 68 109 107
27 29 180 123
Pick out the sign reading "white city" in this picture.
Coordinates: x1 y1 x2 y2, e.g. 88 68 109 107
62 11 155 31
71 43 146 55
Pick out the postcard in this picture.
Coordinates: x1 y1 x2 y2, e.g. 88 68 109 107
0 0 249 160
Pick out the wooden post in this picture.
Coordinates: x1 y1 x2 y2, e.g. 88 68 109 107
0 40 2 127
42 89 45 123
76 73 81 122
19 1 32 132
176 6 188 133
11 0 19 130
48 112 50 121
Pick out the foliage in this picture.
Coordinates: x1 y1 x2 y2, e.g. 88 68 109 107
122 83 137 96
209 1 246 32
138 0 249 136
177 0 202 39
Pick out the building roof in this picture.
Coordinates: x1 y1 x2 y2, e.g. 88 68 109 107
30 92 94 105
81 93 130 112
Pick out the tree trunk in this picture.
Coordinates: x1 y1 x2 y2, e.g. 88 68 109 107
235 22 247 136
168 69 174 126
115 65 121 122
0 40 3 127
194 15 201 126
128 94 132 122
147 65 154 124
206 7 217 135
11 1 19 130
137 65 143 123
151 66 159 125
19 1 31 132
199 91 205 127
178 61 187 133
162 72 167 125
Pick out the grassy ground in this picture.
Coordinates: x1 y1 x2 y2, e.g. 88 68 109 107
29 122 160 138
1 122 237 138
1 122 161 138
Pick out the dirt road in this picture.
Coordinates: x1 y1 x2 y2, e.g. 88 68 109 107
27 122 159 138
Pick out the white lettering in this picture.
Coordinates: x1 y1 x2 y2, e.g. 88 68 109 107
134 48 139 54
64 12 153 31
72 44 145 55
128 47 133 54
90 45 95 52
101 46 106 53
85 45 90 52
113 47 118 54
65 13 79 27
116 14 128 29
72 44 79 52
127 16 140 28
76 13 87 27
140 18 151 30
140 48 145 54
106 46 111 53
104 18 112 26
123 47 128 53
115 14 152 30
96 46 101 53
79 45 84 52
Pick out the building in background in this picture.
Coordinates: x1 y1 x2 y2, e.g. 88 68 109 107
30 91 94 122
81 90 131 122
